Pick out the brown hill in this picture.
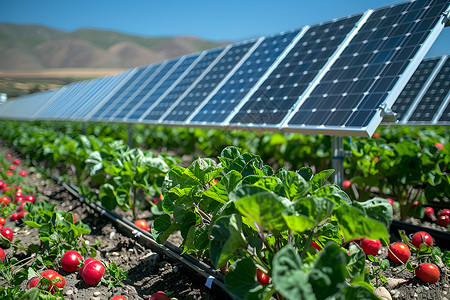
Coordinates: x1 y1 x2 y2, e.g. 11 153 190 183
0 23 228 70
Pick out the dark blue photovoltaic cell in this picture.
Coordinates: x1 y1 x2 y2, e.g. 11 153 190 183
409 57 450 122
97 64 162 119
289 0 450 128
229 14 362 125
139 48 224 121
162 40 257 122
438 98 450 122
91 67 147 119
113 53 202 120
125 55 199 121
190 29 301 124
391 57 440 121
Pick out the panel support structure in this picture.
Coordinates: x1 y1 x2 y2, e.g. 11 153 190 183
332 136 345 187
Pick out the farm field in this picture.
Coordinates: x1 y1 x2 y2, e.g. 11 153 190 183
0 121 449 299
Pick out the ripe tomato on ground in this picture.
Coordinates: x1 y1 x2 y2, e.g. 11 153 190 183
0 248 5 263
0 217 5 225
360 238 381 255
438 215 450 226
61 250 83 272
79 258 105 286
388 242 410 263
150 291 169 300
411 231 433 248
1 227 13 242
0 196 10 206
415 263 440 284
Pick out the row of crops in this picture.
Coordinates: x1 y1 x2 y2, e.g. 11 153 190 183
0 120 449 299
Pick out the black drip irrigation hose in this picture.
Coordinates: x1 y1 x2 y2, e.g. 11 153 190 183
46 173 236 300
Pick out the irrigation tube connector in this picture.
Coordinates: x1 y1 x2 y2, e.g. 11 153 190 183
49 173 236 300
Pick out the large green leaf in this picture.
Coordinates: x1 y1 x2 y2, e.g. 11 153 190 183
356 198 393 229
310 243 349 299
312 184 351 206
311 169 334 191
225 258 260 300
272 245 315 300
209 214 246 268
334 205 389 243
277 170 311 200
151 214 180 243
234 191 290 232
282 197 335 233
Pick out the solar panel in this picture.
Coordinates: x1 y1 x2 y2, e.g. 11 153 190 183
390 57 441 121
159 40 259 123
408 56 450 122
0 0 448 137
227 13 364 126
285 0 450 136
188 29 303 125
135 47 227 122
89 67 145 119
90 65 161 120
0 90 57 120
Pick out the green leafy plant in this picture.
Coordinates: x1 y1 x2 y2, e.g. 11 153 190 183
154 146 392 299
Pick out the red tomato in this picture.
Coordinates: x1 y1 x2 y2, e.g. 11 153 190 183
61 250 83 272
41 269 65 292
9 165 15 171
435 142 444 150
424 207 434 218
28 277 40 289
134 219 149 231
25 195 35 203
10 213 18 222
411 231 433 248
13 159 20 165
311 241 322 252
387 198 394 207
1 227 13 242
360 238 381 255
440 209 450 217
343 180 351 189
415 263 440 284
6 154 11 159
0 217 5 225
111 296 127 300
438 215 449 226
0 248 5 263
19 171 27 177
0 196 10 206
80 259 105 286
388 242 410 263
150 291 169 300
256 269 270 285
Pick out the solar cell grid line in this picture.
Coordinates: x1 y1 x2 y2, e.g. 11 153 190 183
287 0 450 135
31 80 81 119
227 13 364 127
91 65 157 120
106 61 167 120
408 56 450 123
0 90 56 120
390 56 441 123
94 64 162 120
124 54 203 122
138 45 231 122
35 79 92 119
66 70 135 120
188 28 303 125
113 51 205 121
42 76 114 119
162 38 263 124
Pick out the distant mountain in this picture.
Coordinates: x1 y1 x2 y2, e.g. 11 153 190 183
0 23 228 70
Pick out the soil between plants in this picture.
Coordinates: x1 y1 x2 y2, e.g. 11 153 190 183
1 143 229 300
2 141 450 300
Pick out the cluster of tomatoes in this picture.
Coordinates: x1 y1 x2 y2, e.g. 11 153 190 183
424 207 450 227
360 231 441 284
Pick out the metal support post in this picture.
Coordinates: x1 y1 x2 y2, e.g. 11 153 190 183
332 136 344 187
127 124 134 148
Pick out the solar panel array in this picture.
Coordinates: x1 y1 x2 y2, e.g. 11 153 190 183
0 0 449 137
389 55 450 124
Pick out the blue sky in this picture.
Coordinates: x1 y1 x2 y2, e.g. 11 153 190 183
1 0 448 56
